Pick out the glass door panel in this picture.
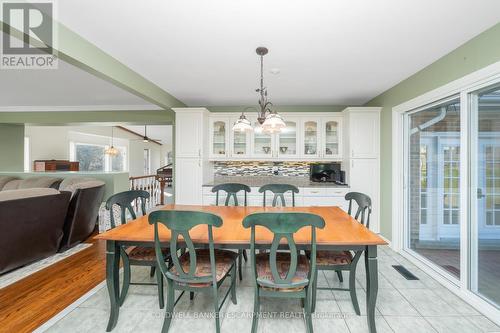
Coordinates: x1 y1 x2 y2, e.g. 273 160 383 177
233 130 248 156
324 120 339 157
472 86 500 307
303 120 319 157
253 121 273 157
211 120 227 157
278 121 297 157
406 97 461 279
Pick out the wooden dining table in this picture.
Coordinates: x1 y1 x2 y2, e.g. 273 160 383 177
95 204 387 333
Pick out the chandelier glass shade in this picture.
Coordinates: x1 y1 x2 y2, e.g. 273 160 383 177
232 113 253 132
105 145 119 156
262 111 286 134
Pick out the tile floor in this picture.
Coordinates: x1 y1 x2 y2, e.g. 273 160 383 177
44 246 500 333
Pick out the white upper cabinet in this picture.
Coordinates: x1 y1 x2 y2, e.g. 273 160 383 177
209 117 229 159
230 116 252 158
175 110 205 158
321 116 343 160
207 112 344 161
250 117 276 159
302 120 320 158
343 108 380 159
277 118 300 159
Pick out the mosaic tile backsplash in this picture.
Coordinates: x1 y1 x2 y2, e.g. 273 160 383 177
213 161 310 177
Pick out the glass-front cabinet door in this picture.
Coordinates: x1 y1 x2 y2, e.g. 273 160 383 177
251 119 274 158
303 120 320 158
277 119 299 158
209 118 228 158
230 117 251 158
322 117 342 159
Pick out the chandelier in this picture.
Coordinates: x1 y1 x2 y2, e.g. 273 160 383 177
233 47 286 134
105 127 119 156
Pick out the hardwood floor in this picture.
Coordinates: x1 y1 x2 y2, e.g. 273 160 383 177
0 237 106 333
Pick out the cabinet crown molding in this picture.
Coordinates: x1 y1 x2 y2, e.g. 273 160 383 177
172 107 210 114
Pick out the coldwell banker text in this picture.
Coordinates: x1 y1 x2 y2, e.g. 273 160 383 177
1 1 58 69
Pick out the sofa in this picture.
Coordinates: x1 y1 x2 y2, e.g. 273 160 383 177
58 178 106 251
0 188 71 274
0 176 106 274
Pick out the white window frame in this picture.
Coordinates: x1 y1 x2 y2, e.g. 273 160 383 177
392 60 500 325
24 136 30 172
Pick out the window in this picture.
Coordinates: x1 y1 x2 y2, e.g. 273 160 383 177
74 143 106 171
406 97 461 278
442 145 460 225
420 145 428 224
111 146 127 172
70 142 127 172
143 149 151 174
24 137 30 172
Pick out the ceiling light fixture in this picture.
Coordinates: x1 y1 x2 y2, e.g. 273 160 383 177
232 47 286 134
105 126 119 156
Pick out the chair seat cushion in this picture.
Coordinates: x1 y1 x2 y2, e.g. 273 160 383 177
126 246 169 262
315 250 353 266
255 252 310 291
170 249 238 287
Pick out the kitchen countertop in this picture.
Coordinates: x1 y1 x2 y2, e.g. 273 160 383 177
203 176 349 188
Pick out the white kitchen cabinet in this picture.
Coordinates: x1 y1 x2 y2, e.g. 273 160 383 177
209 116 230 159
321 116 343 160
347 158 380 231
251 117 276 159
207 113 345 161
302 120 321 159
230 116 252 158
175 110 204 158
343 107 381 232
173 108 212 205
277 118 300 159
344 108 380 159
201 186 345 209
176 158 204 205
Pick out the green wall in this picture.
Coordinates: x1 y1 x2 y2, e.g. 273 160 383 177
0 124 25 171
365 23 500 240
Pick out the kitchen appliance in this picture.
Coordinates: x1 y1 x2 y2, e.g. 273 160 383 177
309 162 346 185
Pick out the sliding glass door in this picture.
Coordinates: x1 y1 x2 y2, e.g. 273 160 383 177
471 86 500 307
405 97 461 279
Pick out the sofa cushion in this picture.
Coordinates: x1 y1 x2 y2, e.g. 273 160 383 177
3 179 22 191
59 177 97 191
18 177 62 189
59 178 105 197
0 188 60 202
0 176 18 191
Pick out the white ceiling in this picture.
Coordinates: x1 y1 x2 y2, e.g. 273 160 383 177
0 34 157 110
122 125 172 145
57 0 500 106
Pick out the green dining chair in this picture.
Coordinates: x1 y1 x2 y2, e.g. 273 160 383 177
243 212 325 333
258 183 299 207
105 190 170 308
211 183 251 280
149 210 238 333
310 191 372 314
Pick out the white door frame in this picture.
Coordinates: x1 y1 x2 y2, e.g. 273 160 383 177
392 60 500 325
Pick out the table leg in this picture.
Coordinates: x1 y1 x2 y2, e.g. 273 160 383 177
106 240 120 332
365 245 378 333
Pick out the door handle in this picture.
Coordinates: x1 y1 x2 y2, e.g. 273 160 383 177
477 188 486 199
